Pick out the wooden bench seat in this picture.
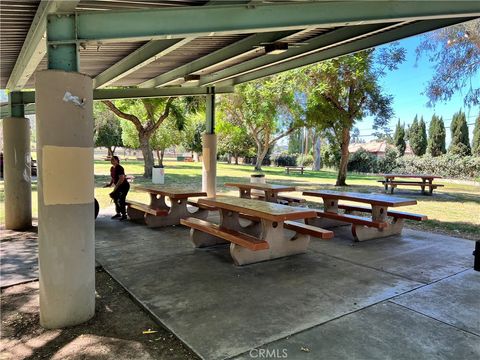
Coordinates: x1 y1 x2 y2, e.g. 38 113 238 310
313 209 388 229
284 220 333 239
180 217 269 251
285 166 305 174
126 200 169 216
337 204 427 221
277 195 306 205
187 199 218 212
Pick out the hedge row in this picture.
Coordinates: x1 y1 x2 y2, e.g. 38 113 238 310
347 148 480 179
395 154 480 179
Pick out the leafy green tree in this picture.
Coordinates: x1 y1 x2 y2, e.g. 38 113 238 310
427 114 446 157
299 46 404 185
150 117 184 166
219 74 303 171
409 115 427 156
216 115 254 165
449 110 471 155
472 113 480 156
94 102 123 157
103 97 193 177
288 129 303 153
393 120 406 156
182 112 205 159
416 19 479 107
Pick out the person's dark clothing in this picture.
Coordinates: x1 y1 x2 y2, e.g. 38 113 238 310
110 164 129 216
112 165 129 189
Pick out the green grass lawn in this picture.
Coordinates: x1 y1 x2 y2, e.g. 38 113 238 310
1 160 479 240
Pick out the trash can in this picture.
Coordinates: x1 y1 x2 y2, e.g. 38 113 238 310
152 165 165 184
250 173 265 197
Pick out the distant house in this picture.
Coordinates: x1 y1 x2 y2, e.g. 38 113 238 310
348 141 413 157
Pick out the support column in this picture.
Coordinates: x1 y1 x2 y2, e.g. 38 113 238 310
36 70 95 328
3 110 32 229
202 89 217 197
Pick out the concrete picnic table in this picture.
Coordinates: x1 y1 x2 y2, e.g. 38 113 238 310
302 190 426 241
181 196 332 265
225 182 296 203
380 174 444 195
127 185 207 227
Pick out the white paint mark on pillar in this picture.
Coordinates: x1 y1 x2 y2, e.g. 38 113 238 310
42 145 94 205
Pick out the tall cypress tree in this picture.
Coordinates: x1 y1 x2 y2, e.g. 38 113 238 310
472 113 480 156
393 119 406 156
410 115 427 156
427 114 446 156
449 110 471 155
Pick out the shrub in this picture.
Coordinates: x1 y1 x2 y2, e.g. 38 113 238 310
243 155 271 166
321 145 341 169
348 149 377 173
273 153 297 167
394 154 480 179
377 147 399 173
296 154 314 167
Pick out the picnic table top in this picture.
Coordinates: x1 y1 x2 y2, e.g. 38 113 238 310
134 185 207 199
198 196 317 222
382 174 442 179
224 182 296 192
302 190 417 207
285 166 305 168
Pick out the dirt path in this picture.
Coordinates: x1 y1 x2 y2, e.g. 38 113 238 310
1 269 199 360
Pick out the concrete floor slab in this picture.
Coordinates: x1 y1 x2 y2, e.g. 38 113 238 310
103 244 421 360
95 214 195 269
308 227 474 283
94 210 478 360
233 301 480 360
392 269 480 335
1 230 38 288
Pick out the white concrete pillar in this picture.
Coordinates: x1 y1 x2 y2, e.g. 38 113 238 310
3 117 32 230
35 70 95 328
202 134 217 197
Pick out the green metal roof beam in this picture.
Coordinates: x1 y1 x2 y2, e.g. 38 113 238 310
93 38 195 88
218 17 475 87
6 0 79 90
0 87 233 106
93 86 233 100
138 30 296 88
68 1 480 43
198 23 393 86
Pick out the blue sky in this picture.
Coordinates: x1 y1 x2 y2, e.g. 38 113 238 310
359 34 479 145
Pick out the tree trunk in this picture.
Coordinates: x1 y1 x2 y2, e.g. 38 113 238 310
313 135 322 171
160 150 165 167
139 134 154 178
336 126 351 186
255 145 269 171
107 147 113 158
226 154 232 164
155 150 161 166
234 154 239 165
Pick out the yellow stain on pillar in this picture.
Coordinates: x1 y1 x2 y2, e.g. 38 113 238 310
42 145 94 205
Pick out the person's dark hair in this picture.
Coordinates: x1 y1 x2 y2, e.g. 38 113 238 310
112 155 120 163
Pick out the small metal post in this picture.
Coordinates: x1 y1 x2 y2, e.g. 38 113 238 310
474 241 480 271
205 87 215 134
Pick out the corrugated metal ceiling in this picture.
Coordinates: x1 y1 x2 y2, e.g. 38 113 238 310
1 1 476 91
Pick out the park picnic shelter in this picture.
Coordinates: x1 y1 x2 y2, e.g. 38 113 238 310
1 0 479 329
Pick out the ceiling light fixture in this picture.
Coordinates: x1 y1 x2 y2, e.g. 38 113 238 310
264 42 288 55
